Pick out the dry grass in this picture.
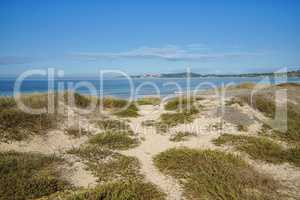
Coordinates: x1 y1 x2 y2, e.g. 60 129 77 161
136 97 161 105
88 131 139 150
239 92 300 143
43 180 166 200
214 134 300 167
164 97 199 112
64 126 91 138
68 145 141 182
154 148 280 200
0 95 60 143
96 119 131 132
0 151 71 200
114 103 139 118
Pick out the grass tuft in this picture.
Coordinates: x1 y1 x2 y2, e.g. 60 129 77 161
68 145 141 182
164 97 197 111
114 104 139 118
97 119 131 132
0 94 61 142
45 180 166 200
88 131 139 150
137 97 161 106
64 126 90 138
154 148 280 200
169 131 196 142
214 134 300 166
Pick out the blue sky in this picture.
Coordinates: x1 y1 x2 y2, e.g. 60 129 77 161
0 0 299 76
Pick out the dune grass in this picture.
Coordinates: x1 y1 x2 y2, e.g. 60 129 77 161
73 92 92 108
0 95 60 143
0 151 71 200
67 180 165 200
136 97 161 106
101 97 128 109
114 103 139 117
88 131 139 150
214 134 300 167
169 131 196 142
141 120 157 127
164 97 196 111
239 93 300 143
154 148 280 200
43 180 166 200
68 145 141 183
96 119 131 132
64 126 91 138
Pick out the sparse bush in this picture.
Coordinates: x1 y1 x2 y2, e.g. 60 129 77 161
154 148 279 200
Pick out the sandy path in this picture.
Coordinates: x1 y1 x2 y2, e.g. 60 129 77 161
120 100 230 200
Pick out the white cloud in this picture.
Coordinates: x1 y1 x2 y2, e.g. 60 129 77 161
67 45 262 62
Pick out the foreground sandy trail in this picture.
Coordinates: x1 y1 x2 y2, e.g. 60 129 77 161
120 105 184 200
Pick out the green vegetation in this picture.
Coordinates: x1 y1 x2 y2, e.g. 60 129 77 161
44 180 165 200
226 97 245 106
164 97 193 111
234 82 256 89
237 124 248 132
154 148 279 200
97 119 131 132
114 104 139 118
101 97 128 109
169 131 196 142
88 131 139 150
0 151 71 200
136 97 161 105
68 145 141 182
239 93 300 143
67 181 165 200
214 134 300 167
141 120 157 127
0 95 60 143
73 92 92 108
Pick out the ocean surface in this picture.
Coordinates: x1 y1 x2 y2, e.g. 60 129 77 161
1 77 300 99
